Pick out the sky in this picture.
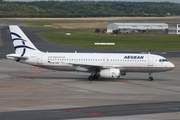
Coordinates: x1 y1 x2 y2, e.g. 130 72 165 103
4 0 180 3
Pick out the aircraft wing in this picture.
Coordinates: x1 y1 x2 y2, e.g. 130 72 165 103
62 61 121 69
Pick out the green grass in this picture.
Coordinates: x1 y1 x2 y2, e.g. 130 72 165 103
37 30 180 51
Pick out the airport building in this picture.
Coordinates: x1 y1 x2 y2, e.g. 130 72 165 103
168 23 180 35
107 23 168 33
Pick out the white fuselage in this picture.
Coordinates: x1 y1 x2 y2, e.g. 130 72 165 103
21 52 174 73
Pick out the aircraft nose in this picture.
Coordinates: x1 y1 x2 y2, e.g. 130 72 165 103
169 62 175 70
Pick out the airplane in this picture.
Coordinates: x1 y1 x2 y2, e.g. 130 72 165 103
6 25 175 81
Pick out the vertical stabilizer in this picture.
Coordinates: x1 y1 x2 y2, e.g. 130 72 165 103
9 25 41 55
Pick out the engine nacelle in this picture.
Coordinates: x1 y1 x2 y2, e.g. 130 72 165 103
100 68 120 78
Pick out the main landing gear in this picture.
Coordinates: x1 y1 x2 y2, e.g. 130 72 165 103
148 73 154 81
88 69 100 81
88 74 99 81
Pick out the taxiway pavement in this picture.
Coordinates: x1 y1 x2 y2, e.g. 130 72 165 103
0 58 180 119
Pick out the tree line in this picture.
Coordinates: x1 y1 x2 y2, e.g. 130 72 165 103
0 1 180 18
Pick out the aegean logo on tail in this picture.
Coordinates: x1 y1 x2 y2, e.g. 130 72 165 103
11 32 36 51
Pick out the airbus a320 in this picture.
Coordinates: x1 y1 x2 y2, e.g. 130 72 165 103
6 25 175 81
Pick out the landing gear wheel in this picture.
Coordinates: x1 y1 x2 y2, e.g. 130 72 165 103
148 73 153 81
148 77 153 81
93 75 99 79
88 76 94 81
88 72 100 81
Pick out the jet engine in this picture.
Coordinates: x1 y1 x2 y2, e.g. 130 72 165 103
100 68 120 78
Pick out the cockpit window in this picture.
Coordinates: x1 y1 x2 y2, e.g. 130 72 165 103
159 59 168 62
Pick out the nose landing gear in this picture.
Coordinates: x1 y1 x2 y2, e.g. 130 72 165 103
148 73 153 81
148 77 153 81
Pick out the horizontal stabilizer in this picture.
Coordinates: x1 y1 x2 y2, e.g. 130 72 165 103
6 53 28 60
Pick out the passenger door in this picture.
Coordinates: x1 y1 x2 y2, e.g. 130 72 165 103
148 56 153 66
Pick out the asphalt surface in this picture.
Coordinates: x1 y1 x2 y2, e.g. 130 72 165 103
0 24 180 120
0 101 180 120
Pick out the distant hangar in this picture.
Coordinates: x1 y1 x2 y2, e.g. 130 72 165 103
107 23 168 33
168 23 180 35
